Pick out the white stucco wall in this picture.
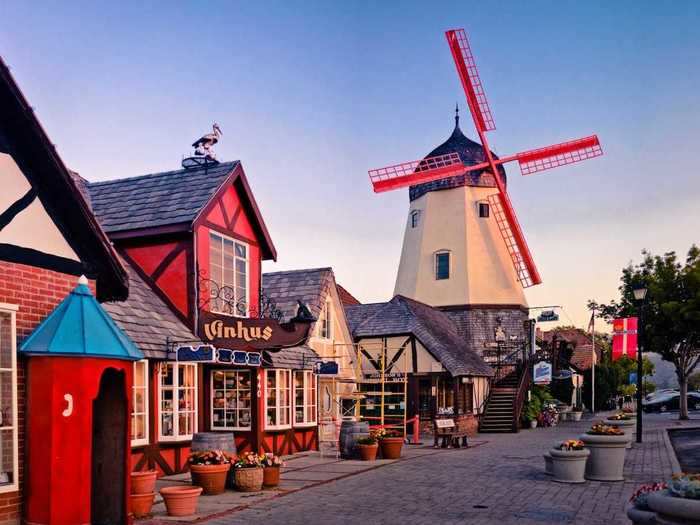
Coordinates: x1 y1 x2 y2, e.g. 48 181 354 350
0 153 79 261
394 185 527 307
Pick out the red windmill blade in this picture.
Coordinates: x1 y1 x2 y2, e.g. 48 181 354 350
367 28 603 288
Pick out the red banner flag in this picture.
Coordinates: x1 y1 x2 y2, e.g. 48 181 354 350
612 317 638 361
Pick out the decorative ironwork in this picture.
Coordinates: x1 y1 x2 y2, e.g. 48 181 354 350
198 275 284 321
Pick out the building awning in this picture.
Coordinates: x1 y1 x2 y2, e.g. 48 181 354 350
20 276 143 361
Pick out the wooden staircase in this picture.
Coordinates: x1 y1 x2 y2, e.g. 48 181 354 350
479 358 531 434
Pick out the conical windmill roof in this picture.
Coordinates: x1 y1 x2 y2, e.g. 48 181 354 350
20 277 143 361
409 111 507 201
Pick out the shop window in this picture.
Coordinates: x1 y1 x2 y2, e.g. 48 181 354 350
265 369 291 430
317 300 332 340
211 370 252 430
436 376 454 415
159 363 197 441
0 306 18 494
294 370 317 426
478 202 490 218
410 210 420 228
131 360 149 446
435 251 450 280
209 232 249 316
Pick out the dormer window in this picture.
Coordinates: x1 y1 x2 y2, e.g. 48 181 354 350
435 251 450 280
410 210 420 228
209 232 249 316
478 202 490 218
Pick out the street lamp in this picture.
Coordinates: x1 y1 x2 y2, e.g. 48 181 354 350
632 283 647 444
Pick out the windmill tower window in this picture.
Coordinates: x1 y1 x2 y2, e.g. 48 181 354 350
435 251 451 280
478 202 490 218
410 210 420 228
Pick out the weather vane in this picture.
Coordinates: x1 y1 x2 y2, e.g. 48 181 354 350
183 123 223 169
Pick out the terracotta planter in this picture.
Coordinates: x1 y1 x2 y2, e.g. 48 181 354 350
605 418 635 449
648 490 700 523
357 443 379 461
160 486 202 517
263 466 281 487
130 492 155 519
549 448 590 484
234 467 263 492
379 437 403 459
131 470 157 495
190 463 231 495
580 432 628 481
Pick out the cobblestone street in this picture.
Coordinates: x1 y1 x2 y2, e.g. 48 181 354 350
199 413 697 525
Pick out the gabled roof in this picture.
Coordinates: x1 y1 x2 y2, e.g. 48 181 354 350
346 295 493 377
337 284 361 307
262 267 336 322
0 57 128 301
20 278 142 360
103 258 200 359
87 161 277 260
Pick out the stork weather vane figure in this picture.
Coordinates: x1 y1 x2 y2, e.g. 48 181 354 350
192 123 223 161
368 29 603 288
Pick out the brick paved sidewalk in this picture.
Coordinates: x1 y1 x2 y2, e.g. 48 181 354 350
149 413 699 525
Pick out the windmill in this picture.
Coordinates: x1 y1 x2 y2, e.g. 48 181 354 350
368 29 603 290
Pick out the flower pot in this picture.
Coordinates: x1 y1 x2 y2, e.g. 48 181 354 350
234 467 263 492
625 503 657 525
379 437 403 459
263 466 281 488
648 490 700 523
605 418 635 449
130 492 155 519
160 486 202 517
530 420 538 429
549 448 590 484
570 411 582 422
357 443 379 461
131 470 157 495
543 453 553 476
190 463 231 495
580 433 628 481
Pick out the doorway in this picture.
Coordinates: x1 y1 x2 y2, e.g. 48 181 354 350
91 368 127 525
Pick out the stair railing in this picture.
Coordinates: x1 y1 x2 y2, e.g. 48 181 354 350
512 357 532 432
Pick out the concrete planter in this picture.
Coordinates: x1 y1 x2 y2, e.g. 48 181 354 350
549 448 590 484
543 453 553 476
570 411 583 421
605 418 635 449
648 491 700 523
625 503 657 524
580 433 628 481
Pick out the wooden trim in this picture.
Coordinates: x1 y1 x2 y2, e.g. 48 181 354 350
0 188 36 230
218 199 231 230
150 241 188 282
230 205 243 230
0 243 87 276
201 220 259 248
108 222 191 240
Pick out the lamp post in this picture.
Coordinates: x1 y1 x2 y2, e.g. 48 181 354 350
632 283 648 444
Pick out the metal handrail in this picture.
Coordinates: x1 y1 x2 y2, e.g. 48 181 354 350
512 358 531 432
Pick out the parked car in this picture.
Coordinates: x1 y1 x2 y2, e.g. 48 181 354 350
642 392 700 413
645 389 678 402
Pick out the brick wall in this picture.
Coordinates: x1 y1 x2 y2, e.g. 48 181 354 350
0 261 91 525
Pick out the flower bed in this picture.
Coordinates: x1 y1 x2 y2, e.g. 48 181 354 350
642 474 700 523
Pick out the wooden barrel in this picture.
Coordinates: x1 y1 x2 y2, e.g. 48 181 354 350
339 421 369 459
191 432 237 456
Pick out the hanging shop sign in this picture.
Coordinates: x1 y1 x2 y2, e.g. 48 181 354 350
176 344 262 366
533 361 552 384
314 361 339 375
198 309 314 351
537 310 559 323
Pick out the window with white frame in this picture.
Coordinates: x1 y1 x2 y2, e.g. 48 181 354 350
211 370 252 430
265 369 291 429
294 370 317 426
0 306 18 493
159 363 197 441
435 250 450 280
209 232 249 316
131 360 149 446
317 300 332 340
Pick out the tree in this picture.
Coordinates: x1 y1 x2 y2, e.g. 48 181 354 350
594 246 700 420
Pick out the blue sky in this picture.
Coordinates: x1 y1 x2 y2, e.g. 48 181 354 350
2 1 699 328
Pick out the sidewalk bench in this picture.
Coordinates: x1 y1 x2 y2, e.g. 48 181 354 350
433 418 469 448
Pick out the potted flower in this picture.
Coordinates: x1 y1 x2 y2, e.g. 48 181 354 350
160 485 203 517
580 422 628 481
570 404 583 421
261 453 284 488
523 398 540 429
626 482 666 524
355 435 379 461
188 450 232 495
374 428 404 459
233 452 264 492
622 406 637 418
549 439 589 484
647 473 700 523
605 412 635 449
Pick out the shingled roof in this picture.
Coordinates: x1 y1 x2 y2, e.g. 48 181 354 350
262 268 336 322
346 295 493 377
264 345 320 370
103 259 200 359
87 161 237 234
